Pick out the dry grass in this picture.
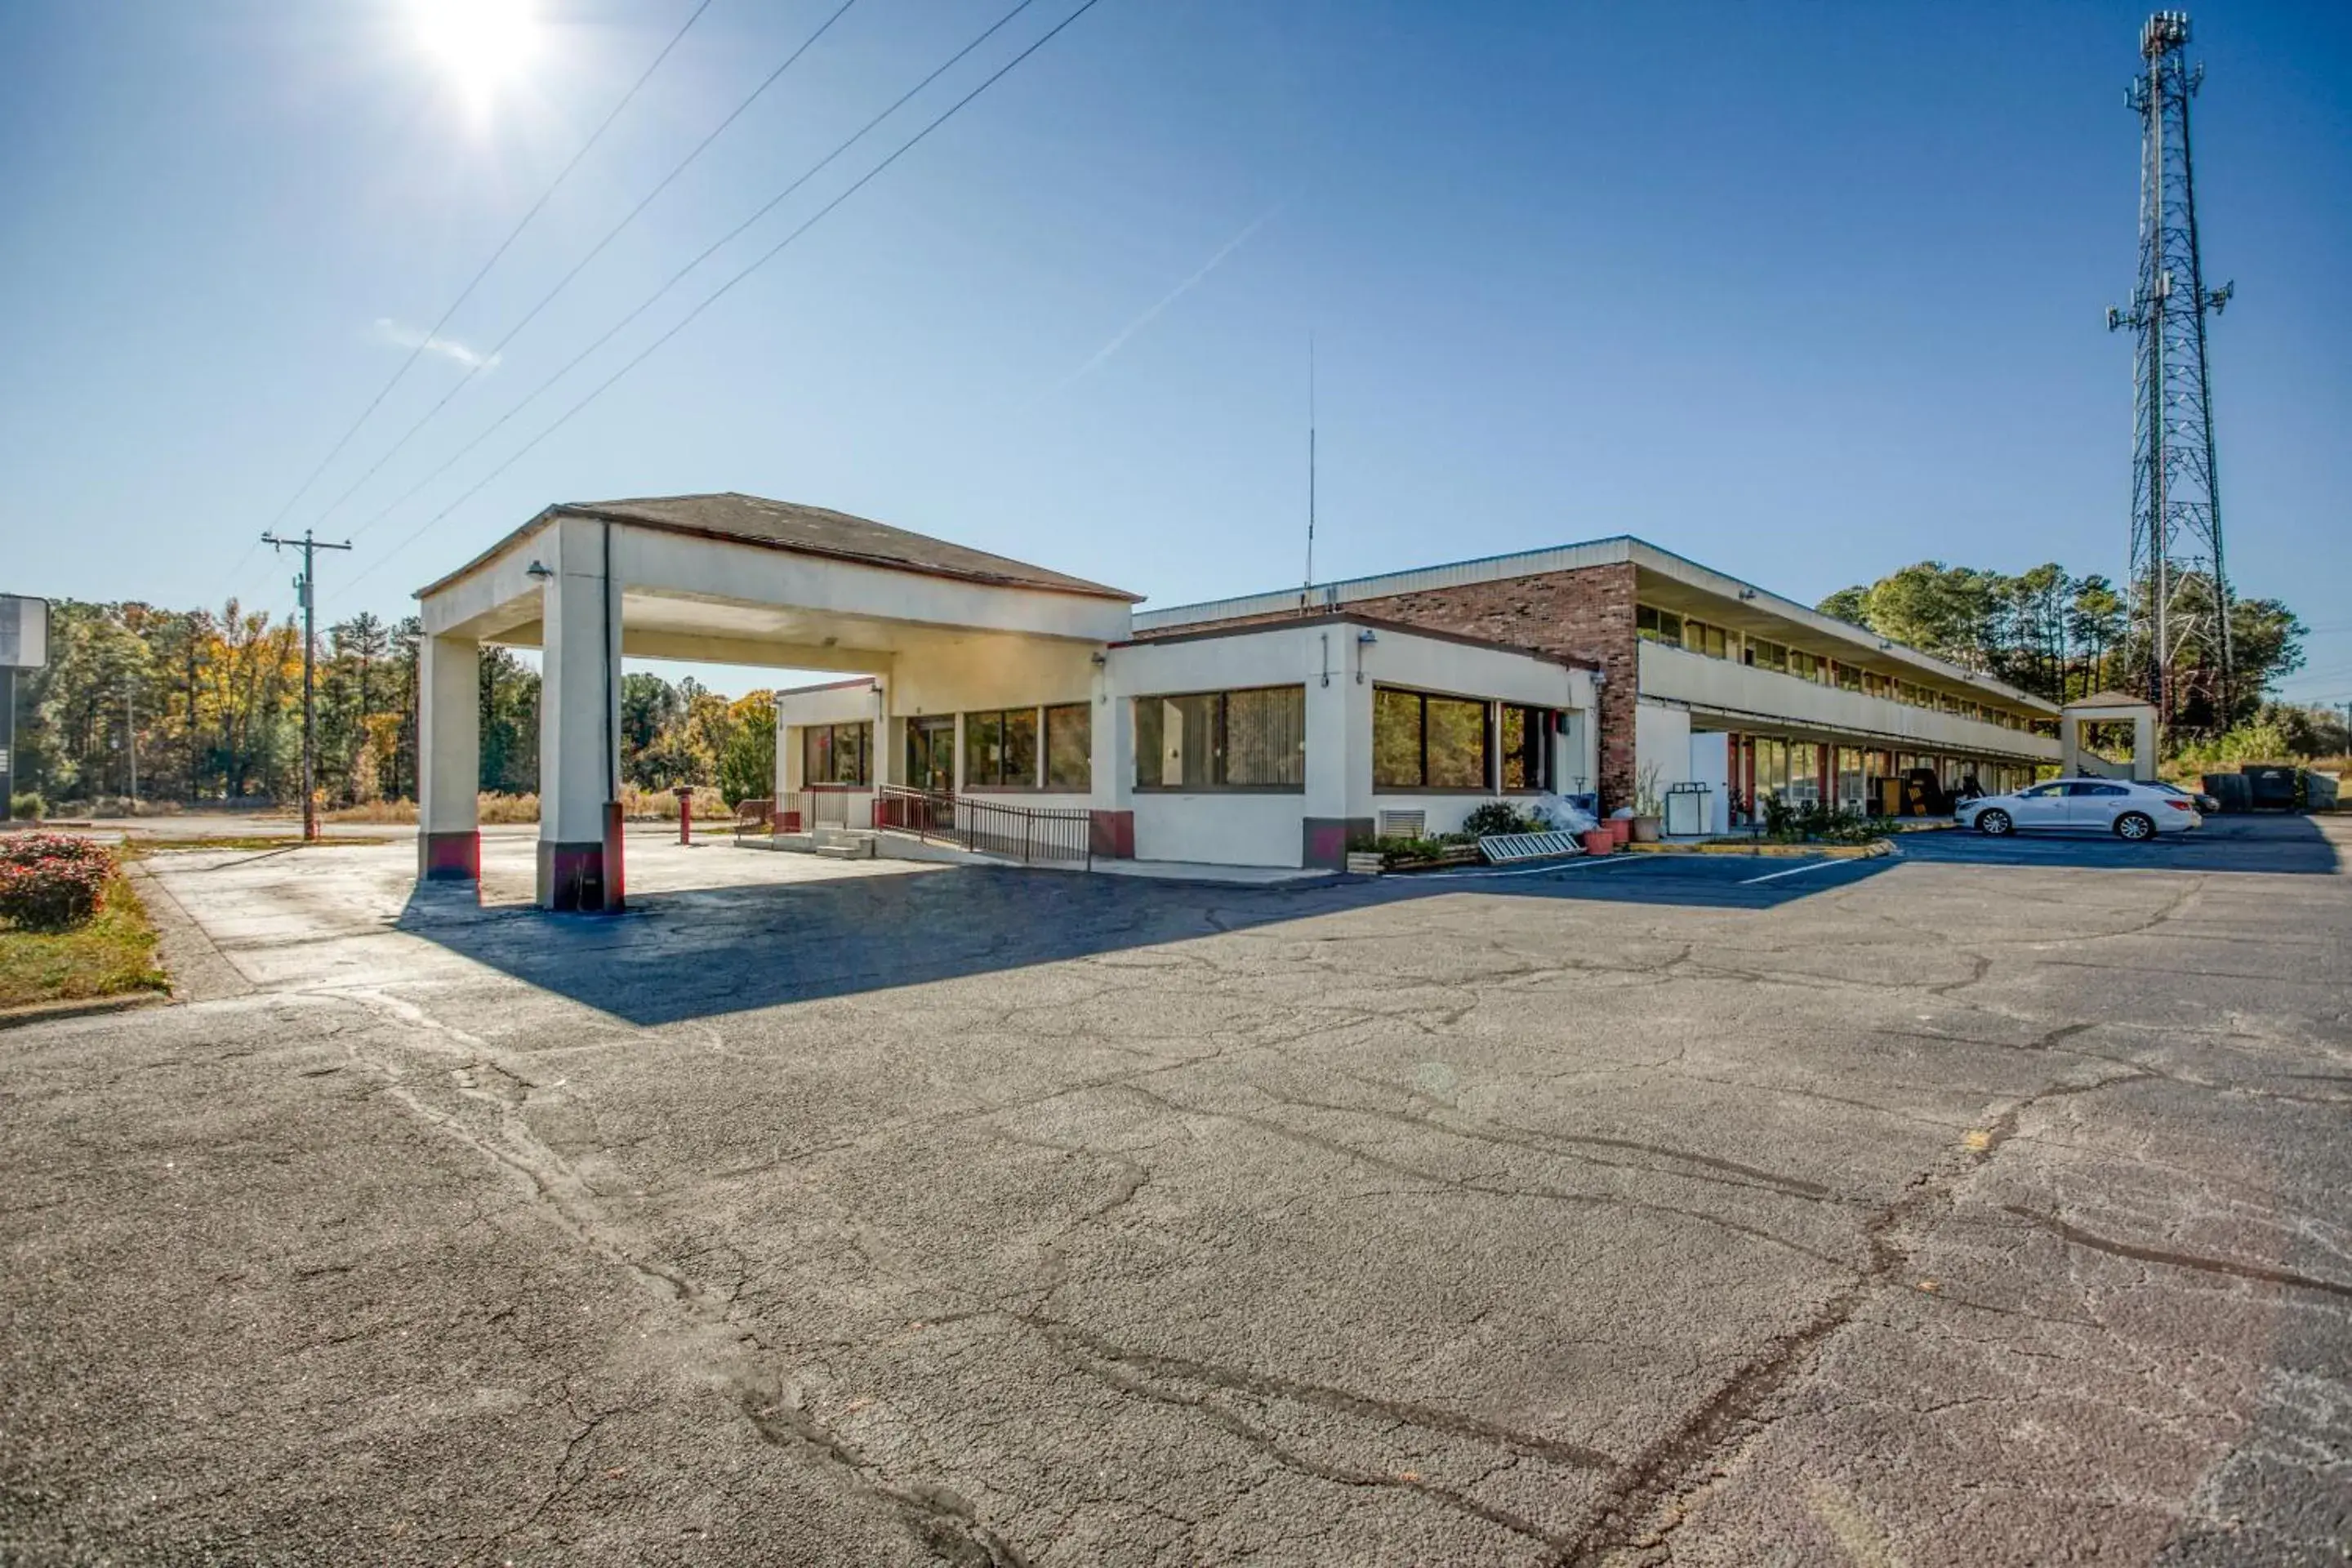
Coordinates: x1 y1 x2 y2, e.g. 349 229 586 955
0 872 167 1009
115 835 392 858
323 794 541 825
323 788 731 825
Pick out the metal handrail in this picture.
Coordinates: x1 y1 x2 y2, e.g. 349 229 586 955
875 783 1092 869
776 788 859 831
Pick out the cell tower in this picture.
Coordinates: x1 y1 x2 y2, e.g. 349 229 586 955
2108 11 2233 724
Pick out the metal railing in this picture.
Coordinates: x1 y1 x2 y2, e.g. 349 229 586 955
875 783 1092 869
775 788 858 833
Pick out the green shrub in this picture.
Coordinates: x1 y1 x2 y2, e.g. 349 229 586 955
1461 801 1545 838
1756 800 1880 844
0 835 114 930
9 793 42 822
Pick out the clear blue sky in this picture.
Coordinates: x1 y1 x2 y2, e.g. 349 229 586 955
2 1 2346 702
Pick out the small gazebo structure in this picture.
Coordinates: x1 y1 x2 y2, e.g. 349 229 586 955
2059 691 2159 782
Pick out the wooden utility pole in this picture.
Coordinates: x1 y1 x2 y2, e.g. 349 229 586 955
261 532 351 842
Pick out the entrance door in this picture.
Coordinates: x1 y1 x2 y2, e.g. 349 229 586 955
906 717 955 793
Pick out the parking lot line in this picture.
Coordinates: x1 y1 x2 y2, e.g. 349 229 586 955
1414 853 1649 881
1739 858 1846 885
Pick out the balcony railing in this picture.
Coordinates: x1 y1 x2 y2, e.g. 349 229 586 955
1637 642 2059 760
875 784 1093 869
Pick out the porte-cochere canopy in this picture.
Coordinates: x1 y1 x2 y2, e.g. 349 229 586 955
413 493 1138 910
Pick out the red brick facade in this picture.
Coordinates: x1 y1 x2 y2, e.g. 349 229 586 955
1340 563 1640 811
1143 562 1642 811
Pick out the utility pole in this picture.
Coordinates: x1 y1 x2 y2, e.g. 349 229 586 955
125 681 136 806
262 531 351 842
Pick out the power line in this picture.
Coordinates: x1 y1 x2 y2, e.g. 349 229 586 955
305 0 865 537
332 0 1058 576
335 0 1105 608
256 0 716 536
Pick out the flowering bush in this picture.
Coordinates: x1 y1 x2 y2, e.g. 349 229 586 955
0 834 114 930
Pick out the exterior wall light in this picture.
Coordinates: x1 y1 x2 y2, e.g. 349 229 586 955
525 560 553 580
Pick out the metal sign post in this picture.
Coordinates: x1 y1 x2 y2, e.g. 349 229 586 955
0 595 53 822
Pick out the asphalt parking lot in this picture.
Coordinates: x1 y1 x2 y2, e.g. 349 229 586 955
3 816 2348 1565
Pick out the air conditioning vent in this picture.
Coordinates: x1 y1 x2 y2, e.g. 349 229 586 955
1378 809 1426 839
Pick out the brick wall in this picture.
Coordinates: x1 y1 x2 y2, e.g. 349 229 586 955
1345 563 1639 811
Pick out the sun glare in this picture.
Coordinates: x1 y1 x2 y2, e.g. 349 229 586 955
412 0 540 109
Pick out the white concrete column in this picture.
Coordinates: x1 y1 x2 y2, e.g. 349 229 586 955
1089 651 1134 858
537 529 622 911
1299 628 1356 869
417 633 479 880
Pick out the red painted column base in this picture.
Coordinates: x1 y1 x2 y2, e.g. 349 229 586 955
537 840 611 911
419 830 480 881
1089 809 1135 859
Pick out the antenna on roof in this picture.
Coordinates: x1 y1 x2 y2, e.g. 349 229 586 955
1302 331 1316 612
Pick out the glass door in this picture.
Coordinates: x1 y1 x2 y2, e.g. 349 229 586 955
906 717 956 794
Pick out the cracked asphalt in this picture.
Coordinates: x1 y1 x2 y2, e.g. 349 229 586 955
2 816 2348 1565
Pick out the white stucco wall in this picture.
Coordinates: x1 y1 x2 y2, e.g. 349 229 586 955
1632 701 1693 813
1103 621 1597 866
889 637 1098 719
1129 794 1307 868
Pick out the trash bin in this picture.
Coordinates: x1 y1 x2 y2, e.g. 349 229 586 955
2201 773 2251 813
2241 766 2296 811
1664 782 1711 837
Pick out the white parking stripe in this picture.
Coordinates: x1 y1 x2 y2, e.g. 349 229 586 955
1738 858 1850 885
1414 854 1648 881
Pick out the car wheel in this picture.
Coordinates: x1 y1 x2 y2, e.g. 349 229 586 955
1976 808 2012 836
2114 811 2155 842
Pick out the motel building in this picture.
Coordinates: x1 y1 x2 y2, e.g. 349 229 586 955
412 495 2061 908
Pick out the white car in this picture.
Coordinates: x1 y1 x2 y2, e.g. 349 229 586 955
1956 778 2201 841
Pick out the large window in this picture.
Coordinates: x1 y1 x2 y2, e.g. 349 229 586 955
803 722 871 786
964 708 1040 789
1374 687 1490 791
1835 747 1865 808
1500 705 1552 791
1135 686 1305 791
1045 702 1091 791
1635 604 1683 645
1788 742 1822 805
1754 738 1789 802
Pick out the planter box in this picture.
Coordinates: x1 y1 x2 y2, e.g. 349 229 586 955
1344 852 1385 876
1383 846 1482 874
